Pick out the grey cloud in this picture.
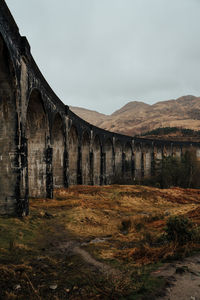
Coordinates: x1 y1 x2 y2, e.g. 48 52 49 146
6 0 200 113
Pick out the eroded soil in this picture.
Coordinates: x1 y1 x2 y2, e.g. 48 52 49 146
154 254 200 300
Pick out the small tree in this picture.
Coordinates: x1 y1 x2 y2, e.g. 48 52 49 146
154 150 200 188
155 156 182 188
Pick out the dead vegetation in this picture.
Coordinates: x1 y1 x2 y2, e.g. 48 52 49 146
0 185 200 299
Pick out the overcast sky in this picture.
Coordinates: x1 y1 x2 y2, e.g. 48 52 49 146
6 0 200 114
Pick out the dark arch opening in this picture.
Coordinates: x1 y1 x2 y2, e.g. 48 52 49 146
68 125 78 185
52 113 64 188
26 90 48 198
105 138 114 184
93 135 101 185
82 131 90 185
0 34 17 214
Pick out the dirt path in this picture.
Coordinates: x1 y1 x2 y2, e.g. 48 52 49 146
51 238 120 277
47 227 200 299
153 253 200 300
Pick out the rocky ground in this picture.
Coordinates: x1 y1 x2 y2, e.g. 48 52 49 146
154 254 200 300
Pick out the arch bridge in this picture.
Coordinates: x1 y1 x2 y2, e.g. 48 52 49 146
0 0 200 216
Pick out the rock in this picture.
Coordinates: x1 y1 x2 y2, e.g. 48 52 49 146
49 284 58 290
44 212 54 218
90 237 110 244
15 267 25 273
14 284 21 290
167 276 177 282
175 266 189 274
165 211 170 216
36 256 43 261
190 297 195 300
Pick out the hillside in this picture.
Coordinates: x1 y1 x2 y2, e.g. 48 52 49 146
70 95 200 136
141 127 200 142
69 106 108 127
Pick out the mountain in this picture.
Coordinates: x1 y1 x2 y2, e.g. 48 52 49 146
69 106 108 127
69 95 200 136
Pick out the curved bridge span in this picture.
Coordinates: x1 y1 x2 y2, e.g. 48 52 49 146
0 0 200 216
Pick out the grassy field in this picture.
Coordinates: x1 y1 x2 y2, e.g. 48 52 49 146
1 185 200 299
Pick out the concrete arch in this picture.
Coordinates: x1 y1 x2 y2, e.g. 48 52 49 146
68 125 78 185
51 113 65 188
104 138 114 184
93 135 101 185
82 131 90 185
0 33 18 214
124 142 132 182
115 140 123 180
26 89 48 198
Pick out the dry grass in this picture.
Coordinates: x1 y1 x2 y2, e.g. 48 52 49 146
0 184 200 299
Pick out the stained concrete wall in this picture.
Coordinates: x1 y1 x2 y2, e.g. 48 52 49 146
0 0 200 216
52 114 64 188
124 143 132 182
0 34 18 214
115 140 122 179
196 148 200 161
68 126 78 185
104 139 114 184
93 135 101 185
26 90 48 198
143 149 152 177
135 147 142 179
172 145 182 158
82 131 90 185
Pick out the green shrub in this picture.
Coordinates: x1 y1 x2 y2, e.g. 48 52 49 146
120 218 132 233
165 216 196 245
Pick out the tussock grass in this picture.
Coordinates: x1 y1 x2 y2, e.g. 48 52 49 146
0 185 200 298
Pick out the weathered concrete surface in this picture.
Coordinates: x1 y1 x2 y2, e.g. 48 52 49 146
52 113 65 188
81 131 90 185
93 135 101 185
114 140 123 180
0 0 200 216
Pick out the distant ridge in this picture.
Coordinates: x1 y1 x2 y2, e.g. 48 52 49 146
70 95 200 136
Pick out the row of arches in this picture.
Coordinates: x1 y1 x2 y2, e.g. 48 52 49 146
0 32 136 203
0 32 193 209
0 77 186 204
1 22 200 218
68 127 135 187
27 90 178 199
26 89 136 198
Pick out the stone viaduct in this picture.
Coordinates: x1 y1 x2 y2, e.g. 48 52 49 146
0 0 200 216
